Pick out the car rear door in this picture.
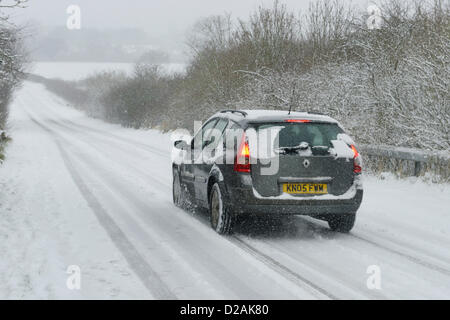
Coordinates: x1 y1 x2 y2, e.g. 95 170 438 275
182 118 218 195
194 118 229 204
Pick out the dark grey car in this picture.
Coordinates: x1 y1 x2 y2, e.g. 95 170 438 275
172 110 363 234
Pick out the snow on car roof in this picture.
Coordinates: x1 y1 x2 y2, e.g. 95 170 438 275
217 109 338 124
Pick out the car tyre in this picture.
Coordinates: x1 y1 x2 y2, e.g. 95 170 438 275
209 182 234 235
327 213 356 233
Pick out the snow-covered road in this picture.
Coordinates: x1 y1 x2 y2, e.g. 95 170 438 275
1 81 449 299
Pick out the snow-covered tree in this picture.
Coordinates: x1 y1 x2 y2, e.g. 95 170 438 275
0 0 27 131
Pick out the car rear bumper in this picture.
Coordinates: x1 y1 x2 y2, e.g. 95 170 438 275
228 186 363 216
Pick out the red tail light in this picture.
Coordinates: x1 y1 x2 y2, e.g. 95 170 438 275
234 134 250 173
351 145 362 174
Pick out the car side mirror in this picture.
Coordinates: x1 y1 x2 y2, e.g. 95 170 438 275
174 140 189 150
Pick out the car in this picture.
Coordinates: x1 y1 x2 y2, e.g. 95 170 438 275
172 109 363 234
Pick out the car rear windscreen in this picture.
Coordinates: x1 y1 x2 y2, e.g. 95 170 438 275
254 122 344 149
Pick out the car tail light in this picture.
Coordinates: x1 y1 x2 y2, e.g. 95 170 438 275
351 145 362 174
234 133 250 173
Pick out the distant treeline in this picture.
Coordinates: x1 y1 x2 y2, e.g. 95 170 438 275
32 0 449 151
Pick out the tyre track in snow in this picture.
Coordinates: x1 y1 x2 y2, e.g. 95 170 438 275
25 110 176 300
24 88 168 157
46 118 171 188
350 234 450 277
229 236 338 299
20 99 170 189
22 100 171 189
59 118 168 158
295 217 450 278
231 234 391 300
50 118 168 159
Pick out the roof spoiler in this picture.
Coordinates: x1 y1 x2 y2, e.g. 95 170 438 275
220 109 248 117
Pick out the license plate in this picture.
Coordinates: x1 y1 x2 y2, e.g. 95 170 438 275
283 183 328 194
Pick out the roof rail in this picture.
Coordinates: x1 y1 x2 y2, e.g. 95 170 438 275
220 109 248 117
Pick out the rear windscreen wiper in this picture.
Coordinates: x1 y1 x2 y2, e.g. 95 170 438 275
276 142 310 154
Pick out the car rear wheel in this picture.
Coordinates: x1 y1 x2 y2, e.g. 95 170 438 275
327 213 356 233
209 182 234 235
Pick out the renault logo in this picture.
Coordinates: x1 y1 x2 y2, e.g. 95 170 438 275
303 159 310 168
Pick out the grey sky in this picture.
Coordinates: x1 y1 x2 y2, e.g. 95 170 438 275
12 0 370 36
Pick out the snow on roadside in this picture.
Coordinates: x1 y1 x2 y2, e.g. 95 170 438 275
356 174 450 265
0 91 151 299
